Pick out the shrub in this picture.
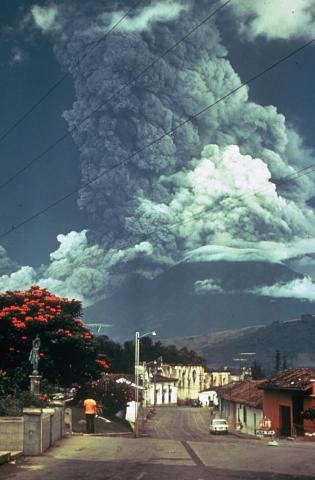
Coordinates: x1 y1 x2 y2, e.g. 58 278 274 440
302 408 315 421
0 391 48 416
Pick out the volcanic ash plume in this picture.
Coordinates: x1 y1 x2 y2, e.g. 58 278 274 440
44 0 315 289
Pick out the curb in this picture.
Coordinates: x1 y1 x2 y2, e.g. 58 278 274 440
0 451 23 465
71 431 134 437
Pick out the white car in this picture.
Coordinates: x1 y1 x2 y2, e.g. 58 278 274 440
209 418 229 434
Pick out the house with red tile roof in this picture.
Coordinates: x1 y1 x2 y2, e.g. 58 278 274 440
258 368 315 437
217 380 264 435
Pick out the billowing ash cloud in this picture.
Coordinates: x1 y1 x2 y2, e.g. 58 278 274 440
231 0 315 40
107 2 188 33
0 266 37 293
250 277 315 301
194 279 224 295
184 239 315 265
0 231 167 305
31 5 59 32
148 144 315 251
0 246 19 276
17 0 315 304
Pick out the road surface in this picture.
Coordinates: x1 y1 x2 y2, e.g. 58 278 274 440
1 407 315 480
144 406 238 442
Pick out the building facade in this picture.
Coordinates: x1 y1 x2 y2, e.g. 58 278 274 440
259 368 315 437
218 380 264 435
159 364 206 404
146 374 178 406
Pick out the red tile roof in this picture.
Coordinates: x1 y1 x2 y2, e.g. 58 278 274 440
258 368 315 392
219 380 264 408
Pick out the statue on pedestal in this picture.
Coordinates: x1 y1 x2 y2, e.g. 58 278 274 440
29 335 41 374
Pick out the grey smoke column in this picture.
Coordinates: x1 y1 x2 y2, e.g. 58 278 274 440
50 0 314 271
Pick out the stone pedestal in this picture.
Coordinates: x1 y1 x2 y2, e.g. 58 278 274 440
29 375 42 396
23 408 42 455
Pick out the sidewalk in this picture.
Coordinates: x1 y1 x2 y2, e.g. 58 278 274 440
71 406 132 435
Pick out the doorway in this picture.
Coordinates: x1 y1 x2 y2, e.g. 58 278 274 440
280 405 291 436
292 395 304 435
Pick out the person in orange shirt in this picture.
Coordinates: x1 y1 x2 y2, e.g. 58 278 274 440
83 398 97 433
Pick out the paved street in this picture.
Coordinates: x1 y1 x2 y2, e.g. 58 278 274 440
1 407 315 480
145 406 239 442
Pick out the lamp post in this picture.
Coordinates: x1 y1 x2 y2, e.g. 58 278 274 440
134 330 156 436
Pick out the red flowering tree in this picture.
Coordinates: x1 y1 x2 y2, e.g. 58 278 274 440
0 286 109 389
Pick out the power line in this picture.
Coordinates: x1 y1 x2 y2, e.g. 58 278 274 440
0 0 232 190
137 163 315 243
0 37 314 239
0 0 145 146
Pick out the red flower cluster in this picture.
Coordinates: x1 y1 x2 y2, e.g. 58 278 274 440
95 359 109 369
82 332 93 340
0 286 81 330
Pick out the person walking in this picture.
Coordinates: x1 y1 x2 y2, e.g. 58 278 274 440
83 397 97 434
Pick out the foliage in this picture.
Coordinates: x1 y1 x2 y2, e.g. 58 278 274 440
251 361 266 380
94 335 205 373
0 391 48 416
0 286 108 388
78 375 134 417
274 350 281 373
302 408 315 421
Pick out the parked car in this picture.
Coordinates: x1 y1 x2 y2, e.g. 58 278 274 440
209 418 228 434
191 399 201 407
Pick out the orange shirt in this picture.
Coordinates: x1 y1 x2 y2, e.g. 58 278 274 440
84 398 96 414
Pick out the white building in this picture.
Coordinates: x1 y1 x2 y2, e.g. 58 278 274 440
158 364 206 404
146 374 178 406
198 390 218 407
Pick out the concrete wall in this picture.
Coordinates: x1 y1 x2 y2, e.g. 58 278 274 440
41 412 51 452
0 417 24 451
0 405 66 455
23 405 66 455
51 407 63 444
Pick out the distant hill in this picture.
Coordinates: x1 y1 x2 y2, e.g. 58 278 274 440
84 260 315 340
164 315 315 373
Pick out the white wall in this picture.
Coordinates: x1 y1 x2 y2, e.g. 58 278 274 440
160 365 205 402
236 404 263 436
198 390 218 407
147 383 177 406
126 401 137 423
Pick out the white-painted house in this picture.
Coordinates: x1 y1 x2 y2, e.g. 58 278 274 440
146 374 178 406
218 380 264 436
159 364 206 404
198 390 218 407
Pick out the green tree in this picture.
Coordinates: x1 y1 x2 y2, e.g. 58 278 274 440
251 360 266 379
274 350 281 373
94 335 206 374
281 354 288 370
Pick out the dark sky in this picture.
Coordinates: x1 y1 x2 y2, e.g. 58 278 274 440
0 0 86 266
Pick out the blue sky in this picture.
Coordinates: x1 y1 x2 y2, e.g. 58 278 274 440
0 0 315 308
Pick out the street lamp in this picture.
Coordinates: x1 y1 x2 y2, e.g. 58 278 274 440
134 330 156 435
